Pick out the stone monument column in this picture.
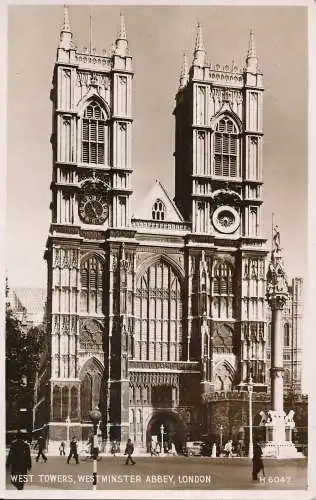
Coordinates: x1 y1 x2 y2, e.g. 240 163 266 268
262 225 302 458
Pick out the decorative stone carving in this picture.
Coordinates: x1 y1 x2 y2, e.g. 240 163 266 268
285 410 295 427
213 323 233 347
79 319 103 351
130 371 179 387
78 170 110 185
266 226 289 308
259 410 267 426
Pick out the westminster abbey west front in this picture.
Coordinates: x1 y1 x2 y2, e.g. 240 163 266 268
42 7 269 451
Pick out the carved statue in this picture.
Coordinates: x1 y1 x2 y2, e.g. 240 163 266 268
285 410 295 427
266 409 286 424
273 225 281 252
259 410 267 426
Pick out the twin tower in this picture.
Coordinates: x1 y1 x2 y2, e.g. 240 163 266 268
40 6 268 449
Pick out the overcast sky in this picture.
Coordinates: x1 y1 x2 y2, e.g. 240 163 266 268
7 4 307 288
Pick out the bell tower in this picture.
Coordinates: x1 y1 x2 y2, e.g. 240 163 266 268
174 26 268 392
45 6 134 444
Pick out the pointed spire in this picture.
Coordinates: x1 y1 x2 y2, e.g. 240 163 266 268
59 5 72 50
115 12 128 56
62 5 71 32
195 22 205 52
193 22 206 67
118 12 127 40
179 52 189 88
248 29 256 58
246 28 258 73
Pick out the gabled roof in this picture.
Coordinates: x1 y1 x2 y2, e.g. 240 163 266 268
133 179 183 222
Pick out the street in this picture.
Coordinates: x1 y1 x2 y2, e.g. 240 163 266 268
5 455 307 491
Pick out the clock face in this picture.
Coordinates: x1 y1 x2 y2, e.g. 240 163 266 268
79 193 108 225
212 205 240 234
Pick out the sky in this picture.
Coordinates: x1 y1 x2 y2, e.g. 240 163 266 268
7 3 308 288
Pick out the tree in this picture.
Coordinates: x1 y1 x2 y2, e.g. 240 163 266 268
6 306 45 433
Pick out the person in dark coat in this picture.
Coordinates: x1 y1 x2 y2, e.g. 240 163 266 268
67 437 79 464
59 441 66 456
6 431 32 490
124 438 135 465
252 441 265 480
35 435 47 462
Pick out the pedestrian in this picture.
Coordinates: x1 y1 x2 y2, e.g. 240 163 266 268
224 439 233 457
150 439 158 456
35 435 47 462
67 436 79 464
87 434 94 458
6 431 32 490
124 438 135 465
111 440 118 457
59 441 66 456
252 441 265 480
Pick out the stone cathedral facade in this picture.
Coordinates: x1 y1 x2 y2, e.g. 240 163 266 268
42 8 269 450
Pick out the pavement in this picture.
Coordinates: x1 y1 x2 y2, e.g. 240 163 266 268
4 455 308 492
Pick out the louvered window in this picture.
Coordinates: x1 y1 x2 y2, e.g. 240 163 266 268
212 261 234 319
82 102 106 165
214 117 239 177
80 256 104 313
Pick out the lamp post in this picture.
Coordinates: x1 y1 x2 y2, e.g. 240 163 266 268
248 376 254 459
65 416 71 450
89 407 101 491
219 425 223 453
160 424 165 456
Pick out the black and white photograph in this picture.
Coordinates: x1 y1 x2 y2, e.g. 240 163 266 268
3 2 315 498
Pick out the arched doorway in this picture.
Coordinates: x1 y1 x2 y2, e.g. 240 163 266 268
146 412 185 453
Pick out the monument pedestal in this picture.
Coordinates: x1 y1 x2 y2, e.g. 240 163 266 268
261 440 303 458
260 411 304 458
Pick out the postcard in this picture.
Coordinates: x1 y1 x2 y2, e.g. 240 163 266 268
3 2 315 499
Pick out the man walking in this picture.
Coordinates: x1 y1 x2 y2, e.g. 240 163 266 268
59 441 66 456
124 438 135 465
35 435 47 462
6 431 32 490
252 441 265 480
67 436 79 464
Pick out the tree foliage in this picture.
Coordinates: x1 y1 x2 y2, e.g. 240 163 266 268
6 306 45 430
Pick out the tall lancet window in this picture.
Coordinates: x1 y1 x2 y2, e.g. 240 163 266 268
80 255 104 314
212 260 234 319
213 117 239 177
134 260 183 361
82 102 107 165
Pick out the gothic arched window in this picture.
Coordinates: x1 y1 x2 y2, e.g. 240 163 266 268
53 386 62 421
213 117 239 177
80 373 92 421
284 323 290 347
268 322 272 345
80 255 103 314
212 261 234 319
152 199 165 221
82 101 107 165
134 260 183 361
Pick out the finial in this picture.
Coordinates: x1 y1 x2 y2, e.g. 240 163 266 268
89 15 93 54
59 5 72 50
115 12 128 56
195 22 204 52
248 29 256 58
118 12 127 40
63 5 71 32
179 52 189 88
193 22 206 67
246 28 258 72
